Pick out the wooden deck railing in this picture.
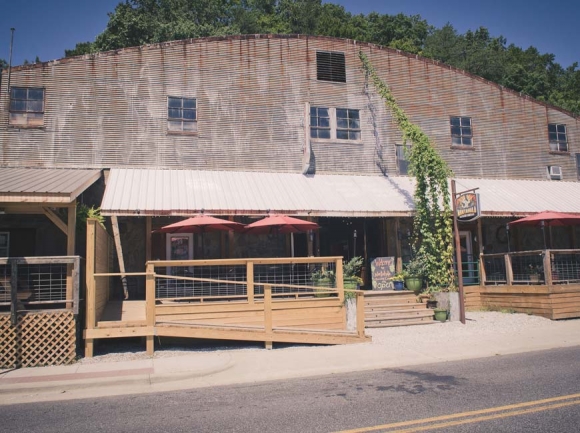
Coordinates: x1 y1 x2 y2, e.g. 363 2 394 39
86 257 367 355
480 249 580 286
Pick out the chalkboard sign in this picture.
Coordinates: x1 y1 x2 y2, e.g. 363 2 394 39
371 257 395 290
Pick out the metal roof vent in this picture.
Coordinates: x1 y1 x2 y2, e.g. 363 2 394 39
316 51 346 83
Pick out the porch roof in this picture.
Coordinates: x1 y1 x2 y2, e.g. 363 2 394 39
100 169 580 217
0 168 102 204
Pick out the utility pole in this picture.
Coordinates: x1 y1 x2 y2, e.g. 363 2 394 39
451 179 466 324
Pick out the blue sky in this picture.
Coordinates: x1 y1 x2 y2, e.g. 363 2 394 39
0 0 578 68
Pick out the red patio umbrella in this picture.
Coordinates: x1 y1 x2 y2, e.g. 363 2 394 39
244 215 320 257
508 210 580 249
159 214 245 259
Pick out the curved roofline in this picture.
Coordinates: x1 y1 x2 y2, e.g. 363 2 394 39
3 33 578 119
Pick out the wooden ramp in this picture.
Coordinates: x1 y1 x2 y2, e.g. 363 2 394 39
364 291 434 328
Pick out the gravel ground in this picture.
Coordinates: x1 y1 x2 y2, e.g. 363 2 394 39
79 311 565 365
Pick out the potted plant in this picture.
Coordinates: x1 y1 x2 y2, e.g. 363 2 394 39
392 272 406 291
343 256 364 290
433 308 448 322
311 267 335 297
404 254 428 294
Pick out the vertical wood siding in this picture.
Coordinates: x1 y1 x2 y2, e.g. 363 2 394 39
0 35 578 180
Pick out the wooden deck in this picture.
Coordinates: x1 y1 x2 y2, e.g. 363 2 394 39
84 256 370 356
465 284 580 319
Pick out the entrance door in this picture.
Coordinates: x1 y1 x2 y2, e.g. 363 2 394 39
166 234 194 275
459 231 476 284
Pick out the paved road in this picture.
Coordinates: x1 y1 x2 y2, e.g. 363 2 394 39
4 347 580 432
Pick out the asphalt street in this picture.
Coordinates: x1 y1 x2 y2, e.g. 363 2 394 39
3 346 580 432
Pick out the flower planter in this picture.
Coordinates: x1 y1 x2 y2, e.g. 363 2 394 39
404 276 423 294
313 277 333 297
434 308 448 322
393 280 405 291
343 277 360 291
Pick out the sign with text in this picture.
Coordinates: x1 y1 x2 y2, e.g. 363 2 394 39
456 192 481 222
371 257 395 290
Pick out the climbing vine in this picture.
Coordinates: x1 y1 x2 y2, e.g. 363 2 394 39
359 51 455 290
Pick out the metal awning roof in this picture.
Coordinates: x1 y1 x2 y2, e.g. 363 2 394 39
100 169 580 217
0 168 102 204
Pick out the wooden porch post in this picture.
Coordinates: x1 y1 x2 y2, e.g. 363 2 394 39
335 257 344 303
145 216 152 261
478 218 485 285
111 216 129 299
264 284 273 350
543 250 553 286
356 291 365 338
66 202 76 310
145 262 155 355
505 254 514 285
85 219 96 358
247 261 254 304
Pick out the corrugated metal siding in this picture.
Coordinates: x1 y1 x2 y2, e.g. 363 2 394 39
0 168 101 203
100 168 416 216
0 35 578 180
100 169 580 217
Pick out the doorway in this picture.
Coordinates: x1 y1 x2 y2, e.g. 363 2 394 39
166 234 194 275
459 231 476 284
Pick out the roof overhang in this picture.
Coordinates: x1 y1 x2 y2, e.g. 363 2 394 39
100 169 580 218
0 168 102 205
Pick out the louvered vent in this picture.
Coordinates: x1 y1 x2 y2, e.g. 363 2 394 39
316 51 346 83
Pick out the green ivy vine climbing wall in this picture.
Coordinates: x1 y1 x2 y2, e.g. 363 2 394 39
359 51 455 290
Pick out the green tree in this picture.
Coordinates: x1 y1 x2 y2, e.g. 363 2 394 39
0 58 8 70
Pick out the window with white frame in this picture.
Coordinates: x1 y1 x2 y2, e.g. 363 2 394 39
548 124 568 152
310 107 360 141
396 144 410 175
9 87 45 127
450 116 472 146
336 108 360 140
168 96 197 133
310 107 331 139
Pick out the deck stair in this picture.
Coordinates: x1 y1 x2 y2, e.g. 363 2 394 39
364 291 434 328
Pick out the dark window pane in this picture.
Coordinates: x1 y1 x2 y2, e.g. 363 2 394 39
168 97 181 108
27 100 43 112
28 88 44 100
183 109 196 120
557 124 566 133
462 137 472 146
350 131 361 140
549 132 558 141
318 107 328 117
319 118 330 128
336 108 347 119
452 136 462 145
310 129 318 138
349 110 359 120
451 126 461 136
548 124 557 133
337 118 348 128
183 98 196 109
461 126 472 136
450 117 460 126
349 118 360 129
337 130 348 140
12 88 27 99
460 117 471 126
310 117 318 127
168 108 181 118
319 129 331 139
310 107 317 116
10 100 26 111
557 133 566 142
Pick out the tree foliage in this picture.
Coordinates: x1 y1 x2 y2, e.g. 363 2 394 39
360 51 455 291
63 1 579 114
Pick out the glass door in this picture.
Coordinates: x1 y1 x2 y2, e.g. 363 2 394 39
165 234 194 275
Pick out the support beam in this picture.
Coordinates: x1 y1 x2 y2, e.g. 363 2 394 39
42 207 68 235
145 216 152 261
66 202 77 309
111 215 129 299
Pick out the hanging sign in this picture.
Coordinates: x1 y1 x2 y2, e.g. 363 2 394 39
456 192 481 222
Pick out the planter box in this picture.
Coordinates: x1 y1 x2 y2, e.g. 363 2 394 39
433 292 460 322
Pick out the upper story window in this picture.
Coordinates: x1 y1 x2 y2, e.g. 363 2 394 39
576 154 580 180
9 87 45 127
336 109 360 140
0 232 9 257
396 144 410 175
548 124 568 152
316 51 346 83
450 116 472 146
310 107 331 139
310 107 361 142
168 96 197 133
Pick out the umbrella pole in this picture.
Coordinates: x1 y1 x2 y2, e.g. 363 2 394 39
541 221 546 250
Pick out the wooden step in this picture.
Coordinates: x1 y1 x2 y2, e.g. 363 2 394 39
365 317 434 328
365 299 419 308
365 309 434 321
